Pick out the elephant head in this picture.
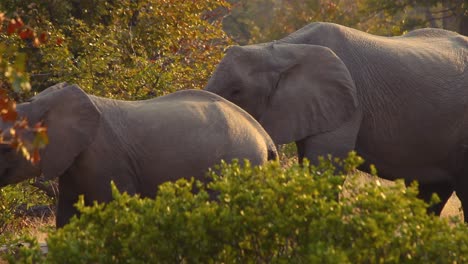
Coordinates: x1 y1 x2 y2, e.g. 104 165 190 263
0 83 100 186
205 43 359 145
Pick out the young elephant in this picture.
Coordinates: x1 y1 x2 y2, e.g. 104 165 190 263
0 83 277 227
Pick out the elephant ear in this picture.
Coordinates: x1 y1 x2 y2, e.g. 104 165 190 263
259 44 359 144
28 84 101 180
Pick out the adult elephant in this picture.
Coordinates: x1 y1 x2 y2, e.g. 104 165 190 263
205 22 468 220
0 83 277 227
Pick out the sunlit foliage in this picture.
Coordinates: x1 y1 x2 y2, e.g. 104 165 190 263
0 0 231 99
7 155 468 263
224 0 467 44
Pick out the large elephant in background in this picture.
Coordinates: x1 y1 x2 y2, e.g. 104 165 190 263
205 22 468 220
0 83 277 227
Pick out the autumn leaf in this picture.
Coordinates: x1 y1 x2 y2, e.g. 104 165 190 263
15 18 24 28
6 18 24 35
18 28 34 40
6 19 17 35
33 124 49 148
33 37 40 47
1 108 18 122
30 149 41 164
0 94 18 122
19 145 30 161
39 32 48 43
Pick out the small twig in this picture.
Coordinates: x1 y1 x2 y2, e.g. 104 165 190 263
431 6 458 14
30 73 52 78
14 204 54 218
427 13 457 21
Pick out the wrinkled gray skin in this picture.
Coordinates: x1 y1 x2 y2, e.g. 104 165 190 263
0 83 277 227
205 22 468 220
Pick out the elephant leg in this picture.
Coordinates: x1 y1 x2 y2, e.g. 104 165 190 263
296 140 306 164
296 133 354 165
410 180 453 216
454 177 468 222
296 109 362 167
56 176 80 228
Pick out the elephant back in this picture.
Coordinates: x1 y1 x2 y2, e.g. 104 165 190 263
160 89 278 160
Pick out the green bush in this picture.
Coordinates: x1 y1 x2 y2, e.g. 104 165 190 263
8 153 468 263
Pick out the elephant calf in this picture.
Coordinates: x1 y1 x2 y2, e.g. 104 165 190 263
0 83 277 227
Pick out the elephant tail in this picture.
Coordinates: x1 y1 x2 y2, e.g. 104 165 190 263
267 146 279 161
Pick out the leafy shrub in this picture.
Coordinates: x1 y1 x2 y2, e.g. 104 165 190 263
0 0 231 99
9 153 468 263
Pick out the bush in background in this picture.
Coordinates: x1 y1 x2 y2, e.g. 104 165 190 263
0 0 231 99
9 153 468 263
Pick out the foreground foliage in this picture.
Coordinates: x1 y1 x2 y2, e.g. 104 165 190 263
7 154 468 263
0 13 53 242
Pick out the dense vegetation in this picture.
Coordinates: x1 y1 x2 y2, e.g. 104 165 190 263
224 0 467 44
0 0 467 262
7 155 468 263
0 0 231 98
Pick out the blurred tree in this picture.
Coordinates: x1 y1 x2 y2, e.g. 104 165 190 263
0 0 231 99
222 0 276 44
223 0 368 43
223 0 467 44
361 0 467 36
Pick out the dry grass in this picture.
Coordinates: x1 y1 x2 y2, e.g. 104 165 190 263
5 214 55 243
22 215 55 243
0 214 54 263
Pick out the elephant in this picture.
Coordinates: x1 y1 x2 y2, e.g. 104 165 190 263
204 22 468 220
0 83 278 227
